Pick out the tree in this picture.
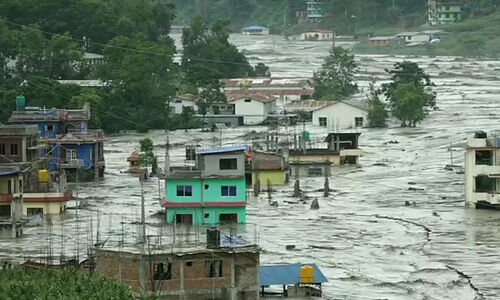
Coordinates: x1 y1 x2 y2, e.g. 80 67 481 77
254 62 271 77
313 46 358 100
139 138 155 167
180 106 195 131
197 81 227 131
382 61 435 127
366 81 388 127
181 17 254 86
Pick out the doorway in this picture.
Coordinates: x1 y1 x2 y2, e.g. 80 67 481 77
175 214 193 225
219 214 238 224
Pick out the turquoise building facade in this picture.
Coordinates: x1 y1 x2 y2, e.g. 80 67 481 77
162 146 249 225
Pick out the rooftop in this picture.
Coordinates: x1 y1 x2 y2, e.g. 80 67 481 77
242 25 269 30
285 100 331 112
0 124 39 136
222 77 313 88
397 31 427 36
227 93 277 103
324 132 361 143
9 103 91 123
260 263 328 286
57 80 109 87
197 145 248 155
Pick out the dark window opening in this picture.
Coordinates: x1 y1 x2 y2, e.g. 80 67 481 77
204 213 210 218
176 185 193 197
355 117 364 127
308 167 323 176
219 214 238 223
47 125 54 132
244 98 252 102
221 186 237 196
344 156 357 165
175 214 193 225
475 176 496 193
318 117 327 127
205 260 223 277
446 13 450 18
0 205 11 217
0 144 5 155
10 144 18 155
475 150 493 165
27 207 43 216
204 184 209 190
153 262 172 280
186 261 193 267
219 158 237 170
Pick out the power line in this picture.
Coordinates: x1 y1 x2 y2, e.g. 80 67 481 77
0 17 255 67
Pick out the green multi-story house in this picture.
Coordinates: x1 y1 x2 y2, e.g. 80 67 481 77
428 0 462 25
162 146 248 225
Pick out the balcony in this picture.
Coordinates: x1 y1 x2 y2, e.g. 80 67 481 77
60 159 84 169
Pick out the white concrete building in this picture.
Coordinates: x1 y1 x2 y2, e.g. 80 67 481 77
300 30 334 41
228 93 276 125
168 94 199 114
465 132 500 208
311 100 369 130
395 32 430 44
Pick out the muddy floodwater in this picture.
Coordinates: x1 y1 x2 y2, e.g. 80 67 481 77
3 34 500 299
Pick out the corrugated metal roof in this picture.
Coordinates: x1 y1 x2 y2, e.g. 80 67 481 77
260 263 328 286
197 145 248 155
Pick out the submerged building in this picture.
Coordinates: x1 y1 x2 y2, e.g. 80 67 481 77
465 131 500 208
162 146 249 225
8 97 105 180
0 166 24 238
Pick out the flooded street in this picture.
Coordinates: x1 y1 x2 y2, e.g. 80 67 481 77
3 34 500 299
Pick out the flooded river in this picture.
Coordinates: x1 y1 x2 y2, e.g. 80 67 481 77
3 34 500 299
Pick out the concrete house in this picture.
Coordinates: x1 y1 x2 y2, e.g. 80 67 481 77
228 93 277 125
369 36 403 46
312 100 369 129
300 30 334 41
0 124 72 215
169 94 199 114
395 32 430 44
428 0 462 25
465 132 500 208
162 146 249 225
247 151 288 187
96 230 261 299
241 25 270 35
0 166 24 238
8 98 105 180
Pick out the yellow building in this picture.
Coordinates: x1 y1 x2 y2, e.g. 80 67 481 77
249 152 288 186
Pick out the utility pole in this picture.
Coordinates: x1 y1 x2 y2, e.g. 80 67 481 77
140 173 146 246
164 130 170 177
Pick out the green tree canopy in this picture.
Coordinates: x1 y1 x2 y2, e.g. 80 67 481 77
366 81 388 127
313 46 358 100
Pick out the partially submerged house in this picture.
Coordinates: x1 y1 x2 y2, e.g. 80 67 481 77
162 146 249 225
369 36 403 46
289 132 362 177
300 30 334 41
260 263 328 298
247 151 288 186
241 25 270 35
465 131 500 209
168 94 199 114
311 100 369 129
395 32 431 45
0 124 72 215
228 93 277 125
0 166 24 238
96 229 261 299
8 97 105 180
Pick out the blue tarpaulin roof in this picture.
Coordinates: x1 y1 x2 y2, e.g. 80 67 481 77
260 264 328 286
197 145 248 155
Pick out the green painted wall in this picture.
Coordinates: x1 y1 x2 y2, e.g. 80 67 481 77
166 207 246 225
165 178 246 203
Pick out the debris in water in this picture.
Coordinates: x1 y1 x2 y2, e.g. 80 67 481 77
310 198 320 210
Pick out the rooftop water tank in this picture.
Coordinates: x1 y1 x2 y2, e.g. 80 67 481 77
16 96 26 111
300 265 315 284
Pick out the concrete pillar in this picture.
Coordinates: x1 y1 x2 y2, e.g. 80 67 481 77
22 137 27 162
94 143 99 179
180 258 186 300
230 256 237 300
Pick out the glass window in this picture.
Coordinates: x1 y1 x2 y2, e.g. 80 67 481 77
176 185 193 197
355 117 364 127
475 150 493 165
0 144 5 155
205 260 223 278
319 117 327 127
219 158 237 170
221 186 237 196
153 262 172 280
66 149 77 161
244 98 251 102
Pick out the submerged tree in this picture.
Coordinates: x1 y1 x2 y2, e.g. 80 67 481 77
382 61 435 127
313 46 358 100
366 81 388 127
254 62 271 77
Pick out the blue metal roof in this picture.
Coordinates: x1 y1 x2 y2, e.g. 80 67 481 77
242 25 269 30
260 263 328 286
197 145 248 155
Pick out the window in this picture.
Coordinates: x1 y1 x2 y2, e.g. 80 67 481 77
219 214 238 223
446 13 450 18
27 207 43 216
475 176 496 193
46 125 54 132
244 98 252 102
476 150 493 165
204 213 210 218
308 167 323 176
10 144 18 155
408 36 412 41
221 186 237 196
205 260 223 278
153 262 172 280
176 185 193 197
175 214 193 224
355 117 364 127
318 117 327 127
66 149 77 161
186 261 193 267
174 99 182 103
0 144 5 155
219 158 237 170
